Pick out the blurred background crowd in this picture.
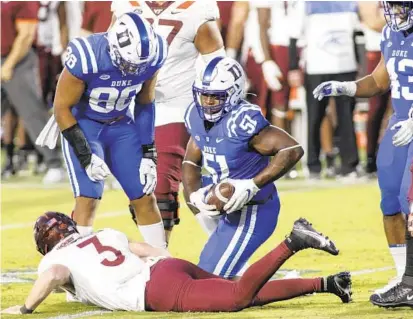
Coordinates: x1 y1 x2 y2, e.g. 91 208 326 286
0 1 388 184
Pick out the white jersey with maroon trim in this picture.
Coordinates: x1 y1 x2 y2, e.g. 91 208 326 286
38 229 164 311
111 0 220 126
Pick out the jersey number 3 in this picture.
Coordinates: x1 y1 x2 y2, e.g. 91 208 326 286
77 236 125 267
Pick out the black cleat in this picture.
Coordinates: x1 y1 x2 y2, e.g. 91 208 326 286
370 282 413 308
286 218 339 255
327 272 352 303
1 162 16 179
129 204 138 226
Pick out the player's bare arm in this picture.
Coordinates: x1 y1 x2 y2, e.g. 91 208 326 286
182 137 203 205
54 68 85 130
225 2 249 58
194 21 224 54
128 241 171 259
250 126 304 188
257 7 272 62
136 72 158 105
358 1 386 32
6 265 71 314
354 54 391 97
1 21 37 82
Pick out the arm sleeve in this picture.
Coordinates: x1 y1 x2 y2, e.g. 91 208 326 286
226 104 270 140
111 0 134 18
134 101 155 145
15 1 39 22
194 0 220 35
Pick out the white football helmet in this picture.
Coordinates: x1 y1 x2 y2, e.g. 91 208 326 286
383 1 413 32
107 12 158 76
193 57 245 122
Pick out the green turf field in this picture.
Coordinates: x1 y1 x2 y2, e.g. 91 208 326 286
1 178 412 318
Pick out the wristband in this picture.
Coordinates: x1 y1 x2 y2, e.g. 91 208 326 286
20 305 34 314
142 143 157 164
62 124 92 169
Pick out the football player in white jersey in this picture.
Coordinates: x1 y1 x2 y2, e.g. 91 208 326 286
110 0 225 242
1 212 351 314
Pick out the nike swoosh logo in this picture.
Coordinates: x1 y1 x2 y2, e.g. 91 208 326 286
216 138 224 143
171 10 181 14
407 294 413 300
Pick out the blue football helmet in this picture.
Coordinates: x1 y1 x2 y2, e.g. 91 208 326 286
107 12 158 76
193 57 245 122
383 1 413 31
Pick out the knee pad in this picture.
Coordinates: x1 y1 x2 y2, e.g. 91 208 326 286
157 193 180 230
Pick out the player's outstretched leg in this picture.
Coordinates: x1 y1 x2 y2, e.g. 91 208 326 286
251 271 352 306
167 218 342 312
285 218 339 255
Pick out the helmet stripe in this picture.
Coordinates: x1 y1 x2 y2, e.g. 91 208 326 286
202 56 225 86
126 12 150 59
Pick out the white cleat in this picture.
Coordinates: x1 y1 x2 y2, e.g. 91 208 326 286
42 168 66 184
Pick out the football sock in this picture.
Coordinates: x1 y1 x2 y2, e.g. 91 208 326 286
5 143 14 165
195 213 219 235
389 244 406 278
138 221 167 249
77 226 93 237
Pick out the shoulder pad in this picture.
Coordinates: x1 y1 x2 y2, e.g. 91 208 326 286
226 103 269 139
65 37 99 79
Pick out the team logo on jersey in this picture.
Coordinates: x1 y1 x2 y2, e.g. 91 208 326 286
99 74 111 80
195 135 200 141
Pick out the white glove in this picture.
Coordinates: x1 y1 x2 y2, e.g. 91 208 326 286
139 158 157 195
391 118 413 147
189 185 219 215
223 179 260 214
85 154 111 182
312 81 357 101
0 305 23 314
262 60 283 91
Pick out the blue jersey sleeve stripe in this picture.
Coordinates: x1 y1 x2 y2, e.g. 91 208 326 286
126 13 150 59
184 102 195 130
151 36 161 66
80 38 98 74
71 39 88 74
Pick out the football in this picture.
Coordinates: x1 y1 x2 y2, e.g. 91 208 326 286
205 182 235 212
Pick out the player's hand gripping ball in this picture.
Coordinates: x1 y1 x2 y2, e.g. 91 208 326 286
205 182 235 213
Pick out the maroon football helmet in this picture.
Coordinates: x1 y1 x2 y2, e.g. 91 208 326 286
34 212 78 255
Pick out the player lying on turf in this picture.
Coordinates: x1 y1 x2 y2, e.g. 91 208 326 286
313 0 413 305
1 212 351 314
182 57 304 279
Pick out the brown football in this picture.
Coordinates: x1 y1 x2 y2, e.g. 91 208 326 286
205 182 235 213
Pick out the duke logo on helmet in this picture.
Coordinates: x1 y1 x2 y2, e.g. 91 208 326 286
107 12 158 76
193 57 246 122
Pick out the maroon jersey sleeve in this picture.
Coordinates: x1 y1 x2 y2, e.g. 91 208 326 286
15 1 39 22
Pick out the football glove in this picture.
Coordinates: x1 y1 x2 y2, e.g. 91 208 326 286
262 60 283 91
391 118 413 147
223 179 260 214
189 185 219 215
85 154 111 182
313 81 357 101
140 144 158 195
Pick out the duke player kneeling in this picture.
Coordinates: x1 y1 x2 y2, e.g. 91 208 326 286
0 212 351 314
182 57 304 278
49 12 168 248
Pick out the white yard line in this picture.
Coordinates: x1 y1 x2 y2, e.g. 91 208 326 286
0 210 127 231
46 310 111 319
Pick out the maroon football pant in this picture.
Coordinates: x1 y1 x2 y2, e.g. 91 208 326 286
366 51 390 160
145 242 322 312
154 123 190 228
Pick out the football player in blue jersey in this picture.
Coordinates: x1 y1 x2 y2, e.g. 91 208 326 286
313 1 413 307
182 57 305 279
53 12 168 249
